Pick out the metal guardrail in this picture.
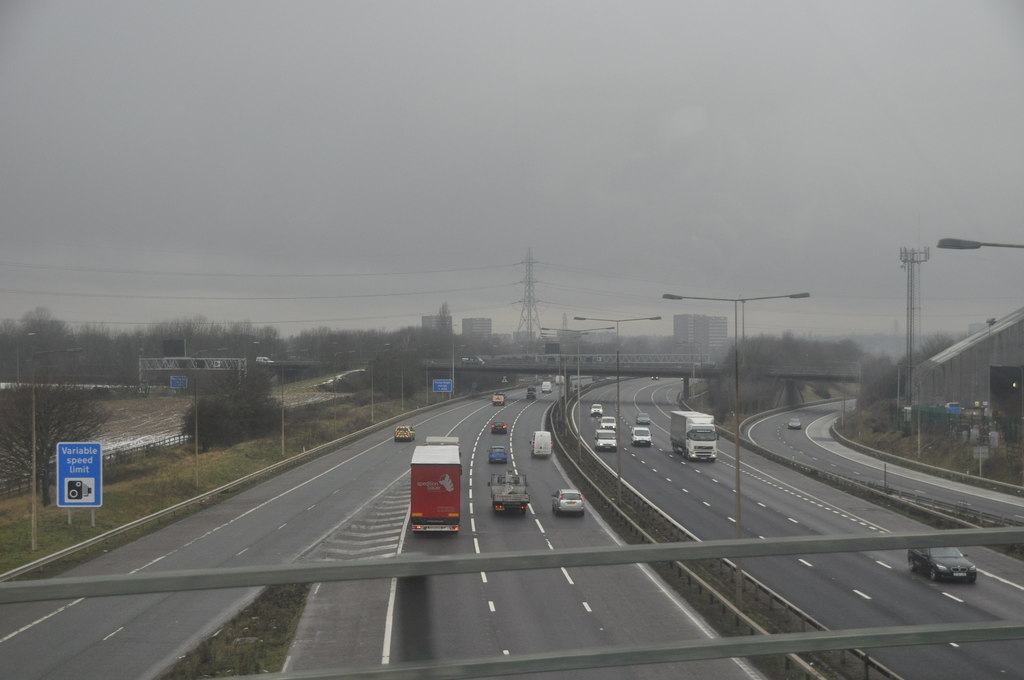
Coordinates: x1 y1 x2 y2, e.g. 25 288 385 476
0 396 465 583
830 424 1024 499
547 393 834 680
6 390 1024 679
0 434 192 502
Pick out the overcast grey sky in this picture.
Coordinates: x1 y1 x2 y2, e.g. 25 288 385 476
3 1 1024 341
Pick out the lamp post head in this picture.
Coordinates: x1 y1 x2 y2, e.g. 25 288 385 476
937 238 982 250
662 294 683 300
788 292 811 299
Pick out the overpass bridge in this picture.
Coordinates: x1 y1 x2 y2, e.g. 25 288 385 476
426 355 860 382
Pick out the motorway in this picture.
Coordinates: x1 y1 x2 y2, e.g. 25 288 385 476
0 388 762 680
580 378 1024 679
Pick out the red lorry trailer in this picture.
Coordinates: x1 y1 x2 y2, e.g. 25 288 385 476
409 445 461 533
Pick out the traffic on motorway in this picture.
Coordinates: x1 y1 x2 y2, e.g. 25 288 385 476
581 378 1024 680
0 381 762 680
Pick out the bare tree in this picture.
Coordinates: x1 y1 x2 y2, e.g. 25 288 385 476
0 383 109 506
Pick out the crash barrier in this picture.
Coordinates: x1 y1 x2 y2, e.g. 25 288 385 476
0 394 471 583
547 397 833 679
3 527 1024 680
6 388 1024 679
549 393 913 680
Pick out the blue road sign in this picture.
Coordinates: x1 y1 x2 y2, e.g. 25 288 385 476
170 375 188 389
432 378 453 393
56 442 103 508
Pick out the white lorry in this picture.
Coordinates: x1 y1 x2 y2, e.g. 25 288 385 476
669 410 718 461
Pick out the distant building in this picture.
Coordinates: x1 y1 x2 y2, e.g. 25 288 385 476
422 315 453 333
461 317 492 337
673 314 727 360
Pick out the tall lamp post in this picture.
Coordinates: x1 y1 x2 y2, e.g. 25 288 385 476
541 326 614 464
573 315 661 503
279 362 286 457
662 291 808 602
30 347 83 551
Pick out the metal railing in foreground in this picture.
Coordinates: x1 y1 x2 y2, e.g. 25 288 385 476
2 529 1024 680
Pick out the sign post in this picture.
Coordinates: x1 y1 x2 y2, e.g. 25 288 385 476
56 443 103 518
432 378 453 394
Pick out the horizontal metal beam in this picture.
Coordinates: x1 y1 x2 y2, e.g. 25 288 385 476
2 527 1021 604
229 621 1024 679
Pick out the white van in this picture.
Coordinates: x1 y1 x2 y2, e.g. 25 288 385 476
594 429 617 451
531 430 552 457
541 381 552 394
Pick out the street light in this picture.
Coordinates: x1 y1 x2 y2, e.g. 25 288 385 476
279 362 286 457
662 291 808 602
30 347 83 551
541 326 614 464
573 315 662 503
937 238 1024 250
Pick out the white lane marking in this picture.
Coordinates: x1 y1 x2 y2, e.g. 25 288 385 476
561 567 574 585
798 559 813 568
0 598 84 643
102 626 124 641
480 572 488 583
853 590 872 600
488 601 496 612
534 519 546 533
473 538 481 554
129 554 167 574
582 602 592 612
875 561 892 570
943 592 965 603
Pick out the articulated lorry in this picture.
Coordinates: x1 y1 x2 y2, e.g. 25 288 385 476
488 472 530 514
669 410 718 461
409 445 462 532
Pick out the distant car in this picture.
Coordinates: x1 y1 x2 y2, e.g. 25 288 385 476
908 547 977 583
551 488 585 516
487 445 508 464
394 425 415 442
600 416 617 431
255 356 274 364
590 404 604 417
492 394 506 406
491 421 508 435
651 376 659 380
635 412 651 425
787 417 802 430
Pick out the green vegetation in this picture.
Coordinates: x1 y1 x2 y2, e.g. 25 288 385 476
0 393 411 574
158 583 310 680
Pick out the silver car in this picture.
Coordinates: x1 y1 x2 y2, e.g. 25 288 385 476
552 488 585 516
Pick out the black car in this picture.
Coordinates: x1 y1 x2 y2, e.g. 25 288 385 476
908 547 977 583
491 421 508 435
